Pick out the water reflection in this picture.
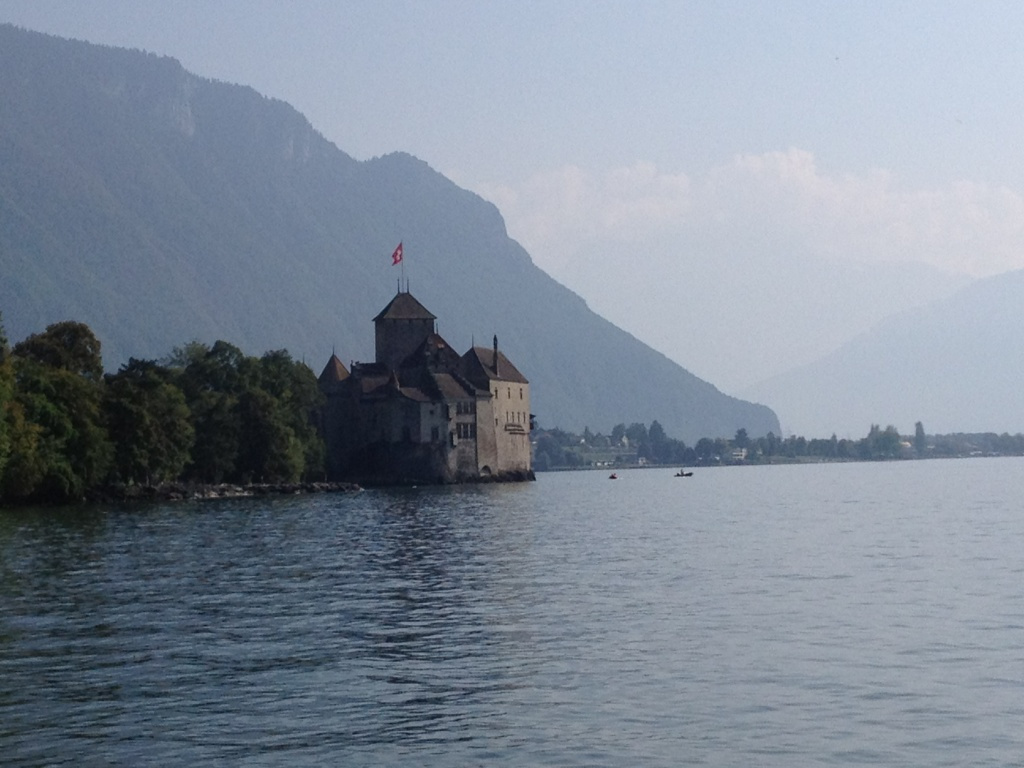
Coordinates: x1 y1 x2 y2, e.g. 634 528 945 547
333 486 540 749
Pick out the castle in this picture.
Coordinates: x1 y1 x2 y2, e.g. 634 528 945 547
318 291 533 484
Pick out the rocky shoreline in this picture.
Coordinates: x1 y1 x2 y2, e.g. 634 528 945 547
87 481 362 504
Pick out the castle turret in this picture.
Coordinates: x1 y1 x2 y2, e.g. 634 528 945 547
373 291 437 371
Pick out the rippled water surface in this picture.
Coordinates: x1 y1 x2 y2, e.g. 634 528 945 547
3 459 1024 766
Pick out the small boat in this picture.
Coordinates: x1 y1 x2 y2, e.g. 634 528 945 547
608 472 618 480
674 470 693 477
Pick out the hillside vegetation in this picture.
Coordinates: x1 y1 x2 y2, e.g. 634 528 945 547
0 24 778 443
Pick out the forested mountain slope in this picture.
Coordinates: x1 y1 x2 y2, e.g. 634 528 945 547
0 24 778 442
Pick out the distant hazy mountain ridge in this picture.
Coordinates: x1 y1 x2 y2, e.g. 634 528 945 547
0 23 779 442
743 268 1024 437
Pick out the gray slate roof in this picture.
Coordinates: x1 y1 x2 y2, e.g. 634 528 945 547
373 291 436 322
462 346 529 385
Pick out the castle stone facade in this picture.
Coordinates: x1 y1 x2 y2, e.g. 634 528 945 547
318 291 533 485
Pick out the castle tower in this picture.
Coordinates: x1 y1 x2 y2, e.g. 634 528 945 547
373 291 437 371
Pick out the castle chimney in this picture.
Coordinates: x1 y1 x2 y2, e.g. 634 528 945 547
492 335 500 376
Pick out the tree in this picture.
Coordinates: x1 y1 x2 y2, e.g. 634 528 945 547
256 350 324 479
758 431 780 457
733 428 750 450
173 341 257 483
236 387 304 482
3 357 112 501
104 359 194 485
13 321 103 381
171 342 325 483
648 420 671 463
2 322 112 501
695 437 717 462
533 433 563 469
611 423 626 445
859 424 902 460
914 421 926 456
625 422 648 444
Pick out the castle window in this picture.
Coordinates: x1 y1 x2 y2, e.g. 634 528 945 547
519 388 523 399
431 426 439 441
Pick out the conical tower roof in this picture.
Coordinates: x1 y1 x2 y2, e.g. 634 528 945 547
318 353 350 383
373 291 436 322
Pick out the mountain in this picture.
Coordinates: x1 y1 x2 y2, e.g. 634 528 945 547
742 268 1024 437
0 24 778 444
546 233 969 393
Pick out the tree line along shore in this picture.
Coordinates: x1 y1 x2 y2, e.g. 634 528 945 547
0 318 330 506
533 420 1024 471
3 317 1021 506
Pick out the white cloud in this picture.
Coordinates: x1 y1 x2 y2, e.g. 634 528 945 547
460 151 1024 393
471 149 1024 279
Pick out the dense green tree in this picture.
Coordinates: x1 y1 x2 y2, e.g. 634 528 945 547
859 424 902 460
2 323 112 501
534 433 564 470
648 420 673 463
695 437 716 462
236 388 304 482
610 423 626 445
807 436 838 458
0 396 45 499
914 421 926 456
171 342 324 483
104 359 194 485
785 435 807 458
2 357 112 501
625 422 648 446
256 350 324 479
13 321 104 381
174 341 248 483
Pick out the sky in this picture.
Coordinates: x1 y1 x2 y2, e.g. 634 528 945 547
4 0 1024 393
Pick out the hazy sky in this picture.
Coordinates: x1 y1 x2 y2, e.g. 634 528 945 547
5 1 1024 391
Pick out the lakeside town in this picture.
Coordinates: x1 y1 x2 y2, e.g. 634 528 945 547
531 422 1024 471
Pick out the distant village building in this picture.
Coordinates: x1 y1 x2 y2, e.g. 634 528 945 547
318 291 533 484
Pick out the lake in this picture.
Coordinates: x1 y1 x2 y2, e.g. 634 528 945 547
3 458 1024 766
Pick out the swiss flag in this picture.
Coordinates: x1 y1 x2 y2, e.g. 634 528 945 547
391 242 403 265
